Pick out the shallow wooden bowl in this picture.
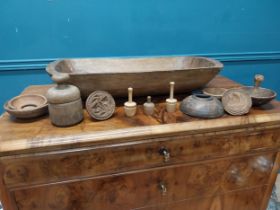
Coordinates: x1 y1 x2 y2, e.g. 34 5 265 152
203 87 227 99
4 94 48 119
239 86 277 106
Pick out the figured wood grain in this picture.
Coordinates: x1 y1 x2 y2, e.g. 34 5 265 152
12 154 274 210
0 76 280 156
261 152 280 210
0 165 18 210
2 128 280 188
134 186 267 210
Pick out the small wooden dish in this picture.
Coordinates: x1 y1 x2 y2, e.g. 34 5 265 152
203 87 227 99
4 94 48 119
238 75 277 106
239 87 276 106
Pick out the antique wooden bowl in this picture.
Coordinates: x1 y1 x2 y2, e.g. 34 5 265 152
46 56 223 99
4 94 48 119
240 87 277 106
239 75 277 106
203 87 227 99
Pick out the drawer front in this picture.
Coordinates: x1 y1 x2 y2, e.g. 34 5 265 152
13 154 274 210
133 186 267 210
2 129 279 188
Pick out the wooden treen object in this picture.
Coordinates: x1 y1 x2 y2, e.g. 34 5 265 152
240 74 277 106
124 87 137 117
166 81 177 112
222 89 252 116
86 90 115 120
46 73 84 126
4 94 48 119
46 56 223 98
143 96 155 115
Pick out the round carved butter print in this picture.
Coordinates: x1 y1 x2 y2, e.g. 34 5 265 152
86 91 116 120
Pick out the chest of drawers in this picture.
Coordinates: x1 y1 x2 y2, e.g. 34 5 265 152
0 76 280 210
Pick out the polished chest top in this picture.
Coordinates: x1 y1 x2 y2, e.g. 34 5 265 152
0 76 280 156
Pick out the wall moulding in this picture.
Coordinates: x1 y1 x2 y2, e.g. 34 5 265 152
1 51 280 72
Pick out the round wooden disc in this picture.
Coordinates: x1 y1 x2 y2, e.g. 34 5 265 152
86 91 116 120
222 89 252 116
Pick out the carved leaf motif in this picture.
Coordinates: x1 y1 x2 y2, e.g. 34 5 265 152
86 91 116 120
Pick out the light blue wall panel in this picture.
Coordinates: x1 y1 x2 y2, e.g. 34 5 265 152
222 60 280 91
1 0 280 60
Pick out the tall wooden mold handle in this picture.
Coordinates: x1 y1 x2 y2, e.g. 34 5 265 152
254 74 264 88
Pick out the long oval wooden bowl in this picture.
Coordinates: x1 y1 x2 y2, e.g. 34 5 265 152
46 56 223 99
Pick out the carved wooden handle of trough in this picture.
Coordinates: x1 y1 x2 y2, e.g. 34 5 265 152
46 60 70 84
254 74 264 88
52 73 70 84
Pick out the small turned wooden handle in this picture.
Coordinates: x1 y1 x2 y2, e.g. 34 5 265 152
254 74 264 88
147 96 152 103
169 81 175 99
128 87 133 102
52 73 70 84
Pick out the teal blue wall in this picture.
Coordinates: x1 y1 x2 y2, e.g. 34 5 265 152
1 0 280 113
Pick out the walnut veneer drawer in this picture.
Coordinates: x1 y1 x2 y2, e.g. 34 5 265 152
2 129 279 188
12 153 275 210
133 186 267 210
